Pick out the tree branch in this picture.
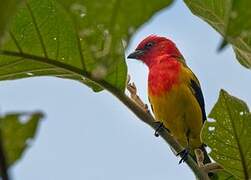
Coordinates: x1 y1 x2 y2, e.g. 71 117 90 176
0 50 216 179
108 78 210 180
114 92 210 179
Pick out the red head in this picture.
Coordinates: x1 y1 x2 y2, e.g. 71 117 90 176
127 35 182 67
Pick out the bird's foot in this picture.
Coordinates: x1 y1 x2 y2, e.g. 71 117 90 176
154 122 163 137
177 148 189 164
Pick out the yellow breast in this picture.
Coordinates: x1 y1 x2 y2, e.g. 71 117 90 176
148 64 203 149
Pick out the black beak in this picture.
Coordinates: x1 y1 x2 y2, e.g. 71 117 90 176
127 50 145 59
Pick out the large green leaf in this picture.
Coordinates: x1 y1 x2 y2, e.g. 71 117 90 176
214 171 236 180
184 0 251 69
202 90 251 180
0 112 43 167
0 0 24 45
0 0 173 92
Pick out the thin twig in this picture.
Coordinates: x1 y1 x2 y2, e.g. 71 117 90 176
204 163 224 173
127 76 149 114
195 149 205 168
194 140 224 174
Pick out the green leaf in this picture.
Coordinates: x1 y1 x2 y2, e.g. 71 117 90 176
184 0 251 69
0 0 173 92
202 90 251 180
214 171 236 180
0 0 24 45
0 112 43 166
0 112 43 167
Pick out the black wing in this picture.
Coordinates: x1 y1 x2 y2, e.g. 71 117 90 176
190 80 207 122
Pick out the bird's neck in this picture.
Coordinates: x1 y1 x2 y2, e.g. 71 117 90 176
148 57 181 96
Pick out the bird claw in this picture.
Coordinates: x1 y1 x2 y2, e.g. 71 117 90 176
154 123 163 137
177 148 189 164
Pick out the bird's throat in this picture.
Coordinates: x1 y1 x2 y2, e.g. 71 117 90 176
148 59 181 96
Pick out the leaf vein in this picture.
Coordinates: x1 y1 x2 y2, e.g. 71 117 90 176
9 31 23 53
26 2 48 58
223 93 250 179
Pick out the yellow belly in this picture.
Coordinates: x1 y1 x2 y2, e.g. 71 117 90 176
149 84 203 149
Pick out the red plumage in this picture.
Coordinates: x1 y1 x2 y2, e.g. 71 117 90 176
135 35 182 67
148 56 181 95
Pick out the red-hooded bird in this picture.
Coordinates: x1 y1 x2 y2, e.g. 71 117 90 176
127 35 211 164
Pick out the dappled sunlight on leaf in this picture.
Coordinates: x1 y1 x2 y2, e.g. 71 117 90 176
202 89 251 179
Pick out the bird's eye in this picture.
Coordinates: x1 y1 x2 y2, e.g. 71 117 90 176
145 42 154 49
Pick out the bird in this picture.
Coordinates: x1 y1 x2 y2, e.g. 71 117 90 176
127 35 211 165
